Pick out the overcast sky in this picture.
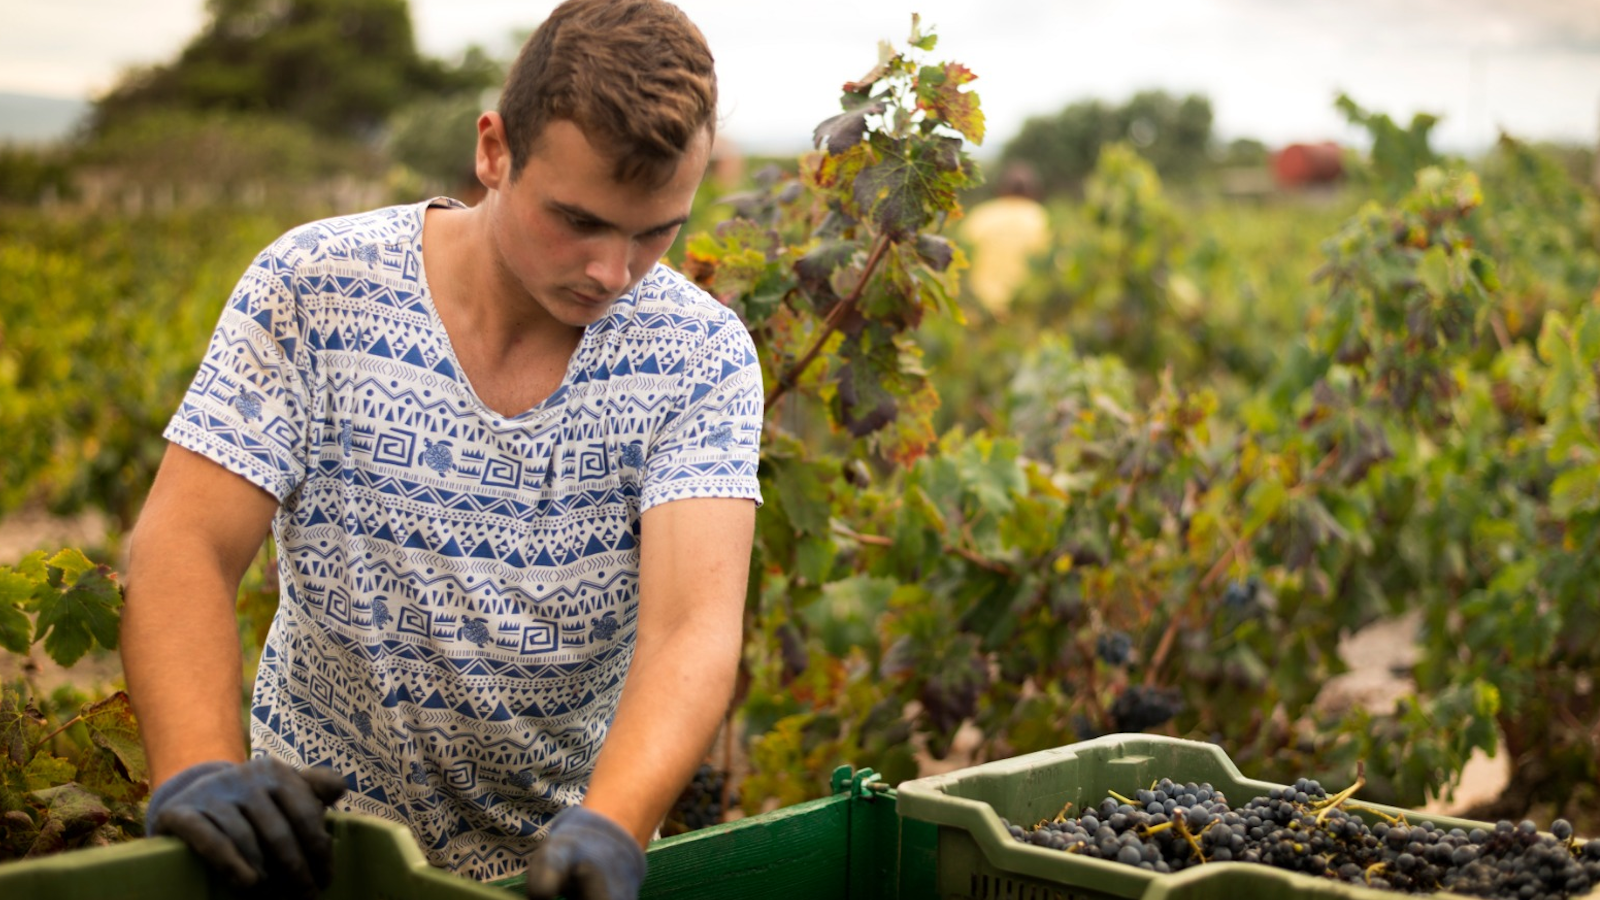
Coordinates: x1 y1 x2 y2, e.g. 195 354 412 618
3 0 1598 155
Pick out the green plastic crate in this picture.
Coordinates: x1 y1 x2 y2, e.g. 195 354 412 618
489 766 938 900
2 767 938 900
0 812 512 900
895 733 1584 900
1141 864 1397 900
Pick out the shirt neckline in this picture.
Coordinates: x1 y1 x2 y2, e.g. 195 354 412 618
409 196 604 427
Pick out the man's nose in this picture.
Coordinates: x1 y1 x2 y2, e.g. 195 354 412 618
585 237 631 296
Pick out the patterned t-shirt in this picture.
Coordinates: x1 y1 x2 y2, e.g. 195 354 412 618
164 198 763 880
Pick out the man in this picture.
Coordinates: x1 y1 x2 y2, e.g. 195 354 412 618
119 2 762 898
958 161 1050 320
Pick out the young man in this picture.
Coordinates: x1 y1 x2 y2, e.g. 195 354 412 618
119 2 761 898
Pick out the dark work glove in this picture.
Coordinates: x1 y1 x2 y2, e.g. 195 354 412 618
525 806 648 900
145 758 348 897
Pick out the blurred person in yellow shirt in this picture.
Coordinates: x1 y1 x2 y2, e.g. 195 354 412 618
960 161 1049 320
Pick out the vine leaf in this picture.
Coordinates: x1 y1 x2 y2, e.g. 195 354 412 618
0 570 33 654
813 101 886 155
3 689 48 768
915 62 985 144
31 563 122 668
853 152 938 240
22 753 75 792
27 783 110 850
795 240 863 310
835 360 899 438
82 693 147 787
915 234 955 272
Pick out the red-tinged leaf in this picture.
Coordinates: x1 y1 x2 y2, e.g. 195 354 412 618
915 63 985 145
842 40 898 94
879 381 941 467
802 145 870 195
82 692 147 787
813 101 886 155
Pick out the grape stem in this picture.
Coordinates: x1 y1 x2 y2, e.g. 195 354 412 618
1346 803 1407 826
1364 861 1388 885
1313 762 1367 824
766 233 894 408
1141 810 1210 864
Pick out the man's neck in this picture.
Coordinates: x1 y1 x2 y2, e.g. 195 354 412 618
421 204 585 417
424 204 581 357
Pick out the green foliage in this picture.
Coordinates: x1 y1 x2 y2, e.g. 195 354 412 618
1335 94 1444 200
0 550 147 860
385 89 492 196
77 109 378 189
4 13 1600 850
0 146 74 206
0 206 292 527
0 551 120 667
722 72 1600 823
999 90 1213 197
92 0 492 139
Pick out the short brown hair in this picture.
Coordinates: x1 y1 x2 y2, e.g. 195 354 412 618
499 0 718 188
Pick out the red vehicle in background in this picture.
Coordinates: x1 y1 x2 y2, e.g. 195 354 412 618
1272 141 1345 189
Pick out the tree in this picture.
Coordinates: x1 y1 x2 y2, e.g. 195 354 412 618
998 90 1213 197
91 0 490 140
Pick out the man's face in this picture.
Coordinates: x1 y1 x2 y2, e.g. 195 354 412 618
479 117 711 328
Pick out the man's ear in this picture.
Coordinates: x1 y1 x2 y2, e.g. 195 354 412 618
476 111 512 191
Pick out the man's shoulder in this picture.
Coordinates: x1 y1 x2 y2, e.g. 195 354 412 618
261 201 431 271
618 264 749 339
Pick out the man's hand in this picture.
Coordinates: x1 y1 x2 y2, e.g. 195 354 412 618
146 758 347 896
524 807 647 900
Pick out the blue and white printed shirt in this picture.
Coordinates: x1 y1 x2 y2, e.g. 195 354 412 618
164 198 764 880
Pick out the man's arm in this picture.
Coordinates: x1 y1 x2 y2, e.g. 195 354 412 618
579 496 756 846
123 444 349 892
121 443 279 786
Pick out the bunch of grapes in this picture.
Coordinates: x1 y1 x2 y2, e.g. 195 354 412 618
1004 776 1600 899
1108 685 1183 732
1096 631 1134 667
662 764 737 836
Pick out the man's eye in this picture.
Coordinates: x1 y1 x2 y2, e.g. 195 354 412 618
566 216 602 232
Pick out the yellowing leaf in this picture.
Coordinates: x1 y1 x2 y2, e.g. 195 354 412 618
22 752 76 792
914 63 985 145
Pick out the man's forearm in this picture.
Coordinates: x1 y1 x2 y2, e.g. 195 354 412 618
580 620 741 846
121 534 251 787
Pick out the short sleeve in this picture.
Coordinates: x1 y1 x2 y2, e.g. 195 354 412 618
640 314 764 511
163 244 312 502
